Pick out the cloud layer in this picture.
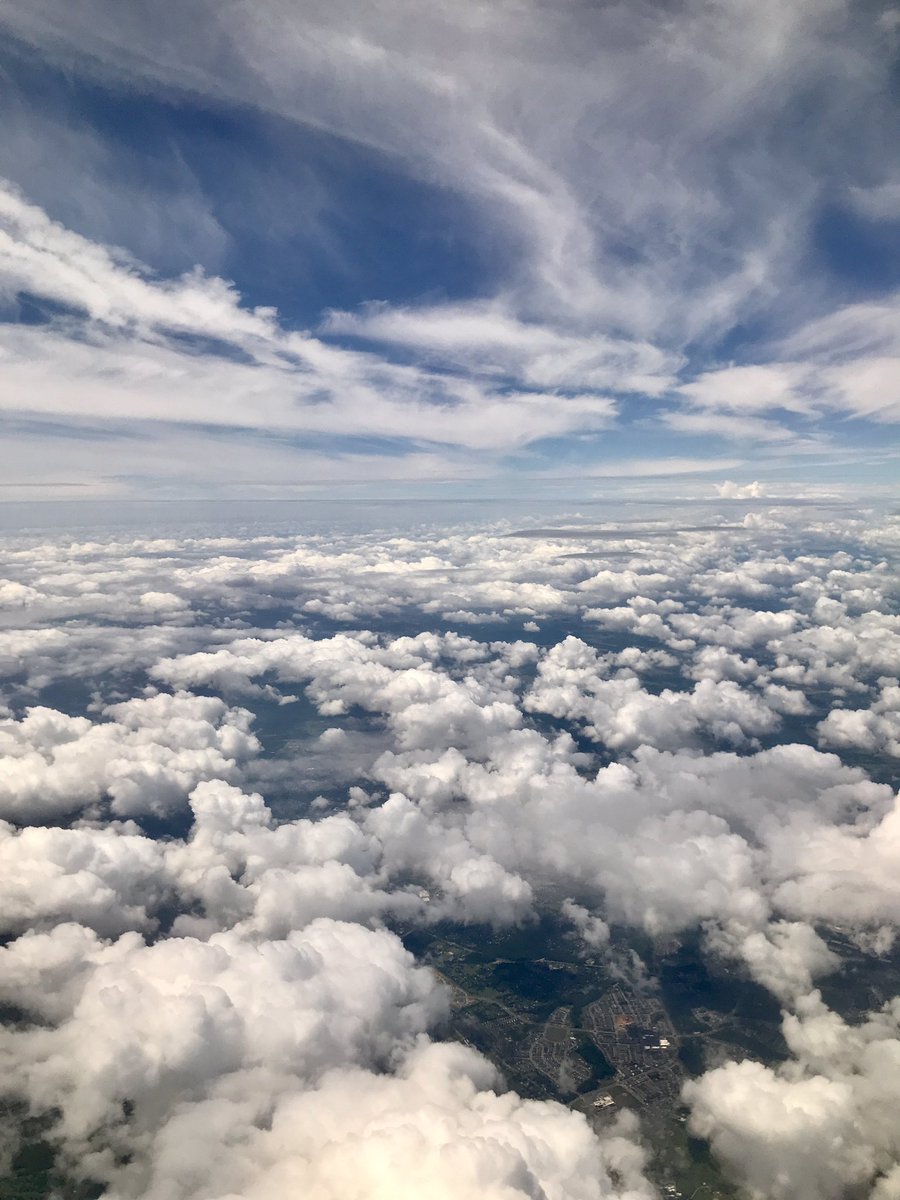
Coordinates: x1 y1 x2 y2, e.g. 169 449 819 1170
0 504 899 1195
0 1 898 492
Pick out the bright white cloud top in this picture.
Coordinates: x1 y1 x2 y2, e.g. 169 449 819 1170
0 498 898 1198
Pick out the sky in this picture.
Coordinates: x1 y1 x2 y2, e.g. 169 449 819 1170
0 0 898 502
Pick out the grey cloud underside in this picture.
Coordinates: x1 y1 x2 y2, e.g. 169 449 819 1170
1 506 900 1198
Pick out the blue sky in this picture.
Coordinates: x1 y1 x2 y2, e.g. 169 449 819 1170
0 0 898 500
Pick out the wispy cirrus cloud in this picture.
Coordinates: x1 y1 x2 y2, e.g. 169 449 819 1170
0 1 897 494
3 0 894 337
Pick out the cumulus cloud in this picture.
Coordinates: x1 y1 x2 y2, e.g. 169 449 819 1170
0 693 258 822
818 681 900 757
0 820 168 936
705 919 840 1005
0 906 656 1200
147 592 900 953
117 1042 657 1200
525 635 779 750
0 919 440 1118
0 512 899 1200
685 990 900 1200
562 899 611 950
715 479 767 499
167 779 425 938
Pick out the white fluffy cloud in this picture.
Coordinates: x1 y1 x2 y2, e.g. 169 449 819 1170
525 635 779 750
818 681 900 757
167 779 425 938
0 911 656 1200
115 1042 657 1200
0 821 168 936
0 693 258 821
686 990 900 1200
0 919 440 1124
150 606 900 950
0 513 899 1200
